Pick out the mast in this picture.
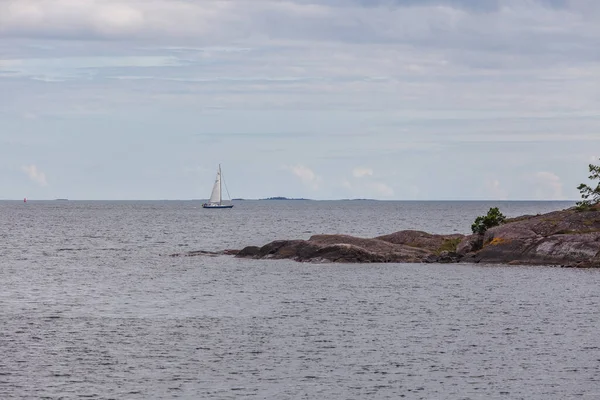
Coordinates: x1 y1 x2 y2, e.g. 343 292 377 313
219 164 222 205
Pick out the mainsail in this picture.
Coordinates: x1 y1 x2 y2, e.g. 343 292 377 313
208 169 222 204
203 164 233 209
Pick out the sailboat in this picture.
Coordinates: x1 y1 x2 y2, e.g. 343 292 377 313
202 165 234 209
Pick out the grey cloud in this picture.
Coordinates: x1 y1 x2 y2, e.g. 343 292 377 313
293 0 500 12
0 1 590 43
0 0 598 70
244 2 599 70
2 0 600 116
291 0 569 12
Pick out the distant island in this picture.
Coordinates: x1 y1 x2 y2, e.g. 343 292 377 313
54 199 69 201
227 197 311 201
230 197 374 201
219 197 311 201
340 198 378 201
260 197 311 201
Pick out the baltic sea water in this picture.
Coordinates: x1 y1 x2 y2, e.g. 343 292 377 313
1 200 599 399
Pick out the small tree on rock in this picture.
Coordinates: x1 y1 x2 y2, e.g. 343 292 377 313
471 207 506 235
577 159 600 210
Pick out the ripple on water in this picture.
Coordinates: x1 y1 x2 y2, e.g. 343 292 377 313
1 200 598 399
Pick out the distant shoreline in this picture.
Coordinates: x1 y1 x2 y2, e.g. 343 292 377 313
1 199 578 202
259 197 310 201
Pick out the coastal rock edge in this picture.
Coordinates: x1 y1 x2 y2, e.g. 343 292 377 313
233 207 600 267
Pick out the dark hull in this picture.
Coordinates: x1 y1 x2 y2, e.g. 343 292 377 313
202 203 234 209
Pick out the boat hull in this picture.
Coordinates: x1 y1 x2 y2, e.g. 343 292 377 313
202 203 234 209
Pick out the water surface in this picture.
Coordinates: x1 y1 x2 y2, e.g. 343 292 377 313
2 200 599 399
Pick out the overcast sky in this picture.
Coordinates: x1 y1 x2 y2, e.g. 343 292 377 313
1 0 599 200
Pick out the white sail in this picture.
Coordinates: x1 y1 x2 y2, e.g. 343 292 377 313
208 169 221 204
203 165 233 208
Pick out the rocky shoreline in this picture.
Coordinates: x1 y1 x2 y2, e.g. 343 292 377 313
172 206 600 268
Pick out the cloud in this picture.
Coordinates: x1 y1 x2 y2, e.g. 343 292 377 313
297 0 571 12
483 178 508 200
352 167 373 178
0 0 231 40
530 171 565 200
21 164 48 186
342 179 395 198
1 0 598 59
0 55 184 82
342 168 394 198
292 0 499 12
369 182 394 197
285 164 322 190
3 0 600 84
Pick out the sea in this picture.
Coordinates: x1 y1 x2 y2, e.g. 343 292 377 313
1 200 599 399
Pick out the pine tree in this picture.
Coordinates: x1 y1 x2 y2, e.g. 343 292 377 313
576 160 600 210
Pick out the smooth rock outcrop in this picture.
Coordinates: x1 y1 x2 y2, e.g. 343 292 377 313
463 207 600 267
174 206 600 267
234 231 465 263
168 249 239 257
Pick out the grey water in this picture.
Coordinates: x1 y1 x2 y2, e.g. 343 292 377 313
1 200 600 399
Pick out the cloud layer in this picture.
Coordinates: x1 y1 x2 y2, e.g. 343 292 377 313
1 0 598 199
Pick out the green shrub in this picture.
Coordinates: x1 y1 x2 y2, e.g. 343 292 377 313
577 159 600 210
471 207 506 235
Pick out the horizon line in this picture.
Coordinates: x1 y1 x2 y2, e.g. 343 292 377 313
1 198 579 202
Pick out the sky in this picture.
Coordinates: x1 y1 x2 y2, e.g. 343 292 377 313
1 0 599 200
